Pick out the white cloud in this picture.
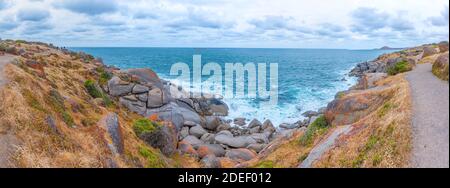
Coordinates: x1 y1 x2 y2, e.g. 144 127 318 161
0 0 448 48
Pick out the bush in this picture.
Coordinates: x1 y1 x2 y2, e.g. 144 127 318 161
387 61 412 75
299 115 329 146
133 118 160 136
255 160 274 168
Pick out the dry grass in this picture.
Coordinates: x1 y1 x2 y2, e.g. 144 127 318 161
313 74 412 168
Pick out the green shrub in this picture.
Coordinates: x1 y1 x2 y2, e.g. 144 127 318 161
133 118 160 136
299 115 329 146
377 102 396 117
138 146 166 168
387 61 412 75
432 60 449 81
255 160 274 168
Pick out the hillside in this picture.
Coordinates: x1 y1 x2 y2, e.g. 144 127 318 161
0 40 200 167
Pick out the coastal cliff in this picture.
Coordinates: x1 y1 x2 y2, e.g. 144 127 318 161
1 39 448 168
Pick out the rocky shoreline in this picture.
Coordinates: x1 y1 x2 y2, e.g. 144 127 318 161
93 42 427 166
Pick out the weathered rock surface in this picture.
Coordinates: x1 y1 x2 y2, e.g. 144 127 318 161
233 117 246 126
178 141 198 157
432 52 449 81
247 143 267 153
200 154 220 168
248 119 262 128
189 125 208 138
423 46 439 57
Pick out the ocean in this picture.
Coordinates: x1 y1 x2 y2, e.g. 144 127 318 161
72 47 395 126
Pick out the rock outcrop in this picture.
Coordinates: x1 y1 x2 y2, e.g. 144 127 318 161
432 52 449 81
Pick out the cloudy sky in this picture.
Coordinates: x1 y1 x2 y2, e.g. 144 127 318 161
0 0 448 48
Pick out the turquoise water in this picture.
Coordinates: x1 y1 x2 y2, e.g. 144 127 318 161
72 47 395 126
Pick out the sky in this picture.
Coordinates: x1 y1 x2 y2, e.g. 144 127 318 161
0 0 449 49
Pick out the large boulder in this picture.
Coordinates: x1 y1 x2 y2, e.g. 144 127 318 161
132 84 149 94
178 141 198 158
204 116 222 130
247 143 267 153
423 46 439 57
248 119 262 128
108 76 134 96
225 149 257 162
302 110 319 118
438 41 449 52
119 96 147 115
353 73 388 90
193 97 229 116
147 88 165 108
139 123 178 156
216 123 231 132
126 68 162 87
200 154 220 168
196 144 226 158
200 133 215 144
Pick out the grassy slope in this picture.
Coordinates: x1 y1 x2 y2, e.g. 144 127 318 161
0 41 199 168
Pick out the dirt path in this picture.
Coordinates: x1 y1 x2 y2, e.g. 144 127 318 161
406 63 449 168
1 54 18 167
298 125 352 168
